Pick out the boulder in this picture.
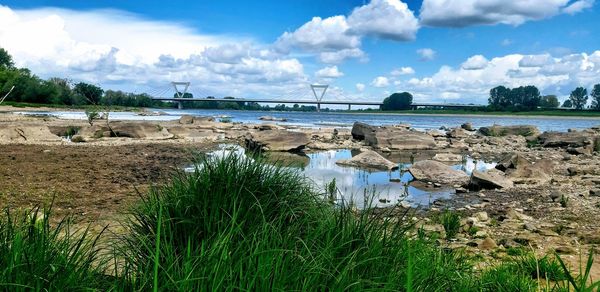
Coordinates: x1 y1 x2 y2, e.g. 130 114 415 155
470 169 514 189
351 122 376 140
426 129 446 137
432 153 464 162
368 128 437 150
461 122 475 131
256 123 284 131
447 127 470 138
336 149 398 171
108 122 173 139
259 116 287 122
478 125 540 137
495 153 531 172
478 237 498 250
507 159 554 184
245 130 309 152
352 122 436 150
0 126 62 142
408 160 470 185
178 115 215 124
538 131 597 151
179 115 194 124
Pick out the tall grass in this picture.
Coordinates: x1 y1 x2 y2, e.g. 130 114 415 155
116 154 478 290
0 206 107 290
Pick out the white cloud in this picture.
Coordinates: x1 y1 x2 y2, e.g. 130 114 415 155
394 51 600 103
501 39 514 46
519 54 552 67
563 0 596 14
315 66 344 78
417 48 436 61
461 55 488 70
347 0 419 41
275 16 360 53
275 0 418 64
318 48 367 64
371 76 390 87
391 66 415 75
420 0 593 27
0 5 308 98
356 83 366 92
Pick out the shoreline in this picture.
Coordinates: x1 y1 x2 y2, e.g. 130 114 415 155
3 104 600 121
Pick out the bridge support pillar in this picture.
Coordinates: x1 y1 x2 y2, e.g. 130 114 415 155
348 104 351 111
317 103 321 112
177 101 183 110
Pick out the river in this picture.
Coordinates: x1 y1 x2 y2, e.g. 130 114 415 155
18 108 600 132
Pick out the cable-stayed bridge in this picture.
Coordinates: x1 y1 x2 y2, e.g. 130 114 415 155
148 82 481 111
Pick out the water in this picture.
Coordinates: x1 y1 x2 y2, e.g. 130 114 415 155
201 145 497 209
15 109 600 132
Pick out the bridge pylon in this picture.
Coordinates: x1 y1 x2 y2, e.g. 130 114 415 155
172 81 190 109
310 84 328 112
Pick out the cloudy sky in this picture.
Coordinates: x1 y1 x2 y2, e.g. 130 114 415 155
0 0 599 104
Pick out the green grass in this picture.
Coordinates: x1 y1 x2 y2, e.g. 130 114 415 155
0 154 597 290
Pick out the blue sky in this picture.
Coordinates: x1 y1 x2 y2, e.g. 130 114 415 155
0 0 599 104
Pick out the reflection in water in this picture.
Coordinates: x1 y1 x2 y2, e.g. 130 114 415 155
202 145 497 209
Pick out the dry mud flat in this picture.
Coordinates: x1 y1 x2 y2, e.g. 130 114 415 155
0 112 599 275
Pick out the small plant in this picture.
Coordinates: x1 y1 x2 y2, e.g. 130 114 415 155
64 126 80 137
325 178 337 202
439 210 461 239
467 225 479 237
84 108 99 126
560 195 569 208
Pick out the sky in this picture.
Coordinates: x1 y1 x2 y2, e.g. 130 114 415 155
0 0 599 104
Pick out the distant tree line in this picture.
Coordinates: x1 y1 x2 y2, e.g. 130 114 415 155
0 47 324 112
0 48 169 108
488 84 600 111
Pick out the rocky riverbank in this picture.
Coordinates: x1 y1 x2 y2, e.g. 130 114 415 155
0 111 599 276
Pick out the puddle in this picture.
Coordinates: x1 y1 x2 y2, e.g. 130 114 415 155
194 145 497 209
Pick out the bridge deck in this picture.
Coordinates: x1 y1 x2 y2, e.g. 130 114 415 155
152 97 482 108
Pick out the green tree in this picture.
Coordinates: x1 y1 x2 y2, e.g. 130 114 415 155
591 84 600 110
519 85 541 110
540 95 559 108
569 87 588 110
74 82 104 105
488 86 511 108
381 92 413 111
562 99 573 108
0 48 14 69
48 78 75 105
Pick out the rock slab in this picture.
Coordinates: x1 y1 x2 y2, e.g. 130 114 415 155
336 149 398 171
408 160 469 185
